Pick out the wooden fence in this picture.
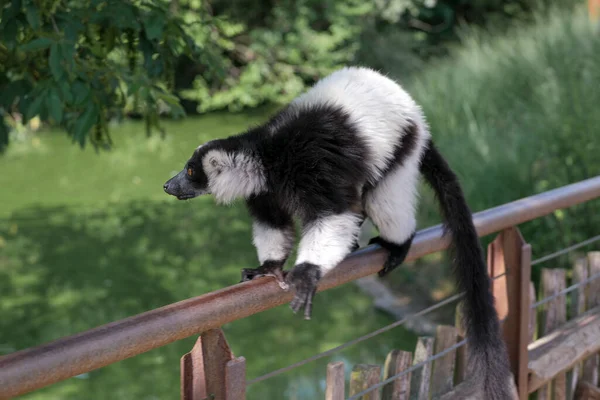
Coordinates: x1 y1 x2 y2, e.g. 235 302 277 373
1 176 600 400
322 251 600 400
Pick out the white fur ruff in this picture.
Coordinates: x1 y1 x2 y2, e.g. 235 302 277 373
203 149 266 204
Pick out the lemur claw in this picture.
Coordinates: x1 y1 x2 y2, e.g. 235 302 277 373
240 261 289 289
286 263 321 320
368 234 415 277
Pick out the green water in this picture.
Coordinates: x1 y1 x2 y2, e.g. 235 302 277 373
0 112 417 400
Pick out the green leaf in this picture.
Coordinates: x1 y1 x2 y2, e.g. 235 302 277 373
64 19 83 42
59 42 76 74
127 79 143 97
25 3 41 30
73 104 99 146
72 81 90 105
2 20 19 50
49 43 64 80
20 38 53 52
59 81 73 103
25 93 45 121
153 90 185 118
0 80 30 109
153 90 180 107
143 13 165 41
104 27 117 52
47 88 63 123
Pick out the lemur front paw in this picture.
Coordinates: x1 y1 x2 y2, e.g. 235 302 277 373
241 260 288 289
286 263 321 320
368 234 415 277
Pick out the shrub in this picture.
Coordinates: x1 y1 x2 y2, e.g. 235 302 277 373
407 5 600 279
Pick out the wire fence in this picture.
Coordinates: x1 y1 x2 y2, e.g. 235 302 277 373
247 234 600 396
247 291 466 385
531 269 600 309
530 234 600 266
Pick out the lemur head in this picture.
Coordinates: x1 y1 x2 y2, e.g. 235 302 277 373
163 139 266 204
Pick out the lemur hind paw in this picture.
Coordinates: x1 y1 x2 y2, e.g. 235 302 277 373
368 234 415 277
241 260 288 289
286 263 321 320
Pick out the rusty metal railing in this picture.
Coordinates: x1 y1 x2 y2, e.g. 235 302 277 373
1 175 600 399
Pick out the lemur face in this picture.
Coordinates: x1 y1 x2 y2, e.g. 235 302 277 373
163 144 214 200
164 138 264 204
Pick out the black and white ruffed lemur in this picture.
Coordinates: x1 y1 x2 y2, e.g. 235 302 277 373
163 67 513 399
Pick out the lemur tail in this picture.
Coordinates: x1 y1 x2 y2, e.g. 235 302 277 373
419 139 514 400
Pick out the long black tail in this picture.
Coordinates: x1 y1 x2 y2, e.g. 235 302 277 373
419 139 513 399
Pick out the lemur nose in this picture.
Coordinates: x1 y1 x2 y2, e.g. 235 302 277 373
163 183 169 192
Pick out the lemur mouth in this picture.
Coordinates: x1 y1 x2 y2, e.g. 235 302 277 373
176 194 196 200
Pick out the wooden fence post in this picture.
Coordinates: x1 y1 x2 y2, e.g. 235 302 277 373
181 328 246 400
181 336 207 400
583 252 600 387
537 268 567 400
529 282 536 344
409 337 434 400
350 364 382 400
569 258 589 399
382 350 412 400
326 361 345 400
430 325 458 398
487 227 531 400
575 380 600 399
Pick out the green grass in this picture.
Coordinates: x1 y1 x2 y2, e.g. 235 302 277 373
0 111 266 215
0 112 417 400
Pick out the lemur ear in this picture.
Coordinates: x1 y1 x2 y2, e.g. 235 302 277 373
208 156 220 168
204 151 233 172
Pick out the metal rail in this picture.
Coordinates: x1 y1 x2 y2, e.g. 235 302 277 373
1 175 600 399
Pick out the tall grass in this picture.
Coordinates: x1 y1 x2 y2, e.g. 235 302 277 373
406 5 600 281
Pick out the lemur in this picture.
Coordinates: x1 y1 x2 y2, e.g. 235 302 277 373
163 67 513 399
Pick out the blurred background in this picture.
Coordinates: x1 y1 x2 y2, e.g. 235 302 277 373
1 0 599 399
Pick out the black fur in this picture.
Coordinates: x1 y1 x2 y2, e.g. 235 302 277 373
368 234 414 277
176 103 370 222
241 104 370 318
246 192 293 229
201 103 369 298
419 139 512 399
287 262 321 320
258 104 370 222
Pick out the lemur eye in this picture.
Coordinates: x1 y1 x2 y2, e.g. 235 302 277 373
187 167 193 177
210 158 218 167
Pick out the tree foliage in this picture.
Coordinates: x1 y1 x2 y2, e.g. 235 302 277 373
175 0 581 113
176 0 372 113
0 0 222 152
0 0 581 153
